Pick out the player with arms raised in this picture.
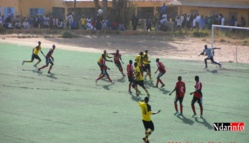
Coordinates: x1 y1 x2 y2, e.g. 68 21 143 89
97 50 112 76
110 50 125 77
199 45 222 69
96 54 114 84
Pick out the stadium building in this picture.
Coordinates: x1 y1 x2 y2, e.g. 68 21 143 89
0 0 248 26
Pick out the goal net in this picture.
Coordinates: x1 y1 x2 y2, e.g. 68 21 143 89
211 24 249 63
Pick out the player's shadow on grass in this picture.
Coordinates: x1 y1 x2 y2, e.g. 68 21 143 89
130 93 139 102
144 80 154 87
206 69 218 74
159 88 170 94
47 73 58 79
117 76 125 83
194 117 213 130
176 115 194 125
103 84 112 90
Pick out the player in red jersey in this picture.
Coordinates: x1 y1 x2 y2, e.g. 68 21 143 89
154 58 166 88
110 50 125 76
169 76 186 115
96 54 114 84
38 45 55 74
127 60 134 93
190 76 203 118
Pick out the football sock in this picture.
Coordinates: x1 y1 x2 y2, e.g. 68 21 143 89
174 103 178 112
158 79 164 85
200 105 203 115
192 105 196 114
180 104 183 113
129 83 131 91
97 75 104 80
39 65 46 70
107 76 112 82
120 69 125 75
48 65 53 72
34 61 41 66
148 73 152 80
144 89 149 94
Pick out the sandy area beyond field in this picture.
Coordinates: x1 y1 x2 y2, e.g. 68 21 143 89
0 35 248 63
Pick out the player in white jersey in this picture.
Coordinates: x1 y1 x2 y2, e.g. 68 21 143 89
199 45 222 69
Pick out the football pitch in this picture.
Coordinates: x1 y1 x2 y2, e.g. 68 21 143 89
0 42 248 143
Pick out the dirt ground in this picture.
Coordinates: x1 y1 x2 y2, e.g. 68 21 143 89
0 34 248 63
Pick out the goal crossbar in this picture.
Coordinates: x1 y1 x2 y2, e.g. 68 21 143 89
211 24 249 47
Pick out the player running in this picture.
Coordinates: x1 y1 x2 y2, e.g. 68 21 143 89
97 50 112 76
199 45 222 69
138 97 161 143
22 41 45 67
96 54 114 84
154 58 166 88
169 76 186 115
143 50 152 81
38 45 55 74
190 76 203 118
110 50 125 76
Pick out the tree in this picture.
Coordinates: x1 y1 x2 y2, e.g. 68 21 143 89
93 0 129 27
94 0 100 13
102 0 108 19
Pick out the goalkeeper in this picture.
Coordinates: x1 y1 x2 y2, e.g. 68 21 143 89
199 45 222 69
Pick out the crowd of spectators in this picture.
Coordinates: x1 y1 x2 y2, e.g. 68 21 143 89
0 14 64 30
159 13 247 32
0 11 247 32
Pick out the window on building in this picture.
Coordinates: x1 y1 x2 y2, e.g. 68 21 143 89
190 10 198 16
30 8 45 16
137 7 154 19
4 7 15 18
248 12 249 26
210 10 219 16
68 8 96 19
228 12 238 26
52 7 65 18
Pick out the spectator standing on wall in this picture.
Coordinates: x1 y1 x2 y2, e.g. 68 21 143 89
240 17 246 27
146 17 152 31
132 14 139 30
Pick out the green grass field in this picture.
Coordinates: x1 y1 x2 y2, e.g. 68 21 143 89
0 42 248 143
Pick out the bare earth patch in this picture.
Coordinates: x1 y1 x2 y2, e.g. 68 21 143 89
0 35 248 63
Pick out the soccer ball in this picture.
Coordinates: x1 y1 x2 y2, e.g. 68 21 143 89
98 9 103 15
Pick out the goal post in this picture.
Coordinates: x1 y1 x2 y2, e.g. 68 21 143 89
211 24 249 63
211 24 249 47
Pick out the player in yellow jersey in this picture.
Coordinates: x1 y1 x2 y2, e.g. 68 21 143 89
138 97 161 143
97 50 112 76
132 62 150 99
143 50 152 81
22 41 45 67
135 52 144 76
